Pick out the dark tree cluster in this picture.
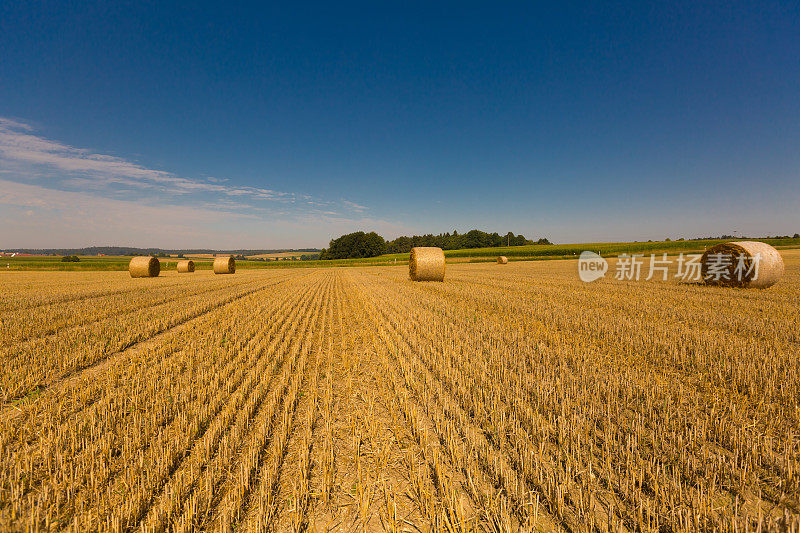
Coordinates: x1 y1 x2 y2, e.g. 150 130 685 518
386 230 547 253
60 255 80 262
318 229 551 259
318 232 387 259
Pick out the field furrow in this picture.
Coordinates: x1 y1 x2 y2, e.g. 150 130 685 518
136 275 323 532
0 272 276 347
1 272 299 402
0 271 313 529
1 255 798 531
353 263 799 530
203 273 331 531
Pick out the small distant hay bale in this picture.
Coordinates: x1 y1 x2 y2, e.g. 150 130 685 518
700 241 783 288
409 247 445 281
497 256 509 264
213 256 236 274
129 256 160 278
177 260 195 273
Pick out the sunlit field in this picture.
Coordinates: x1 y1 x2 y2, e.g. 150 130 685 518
1 253 798 531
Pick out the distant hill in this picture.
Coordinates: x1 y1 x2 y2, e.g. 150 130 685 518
1 246 321 256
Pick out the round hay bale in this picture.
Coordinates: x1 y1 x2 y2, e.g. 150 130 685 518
129 256 160 278
177 260 195 273
213 256 236 274
497 256 509 264
409 247 445 282
700 241 783 288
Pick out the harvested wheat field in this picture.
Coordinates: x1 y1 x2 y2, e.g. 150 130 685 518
1 252 799 532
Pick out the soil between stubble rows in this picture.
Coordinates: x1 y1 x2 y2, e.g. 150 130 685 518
1 258 799 532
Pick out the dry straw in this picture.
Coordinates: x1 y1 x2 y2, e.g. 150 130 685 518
497 256 509 264
129 256 160 278
409 247 445 282
177 260 195 273
213 256 236 275
701 241 784 288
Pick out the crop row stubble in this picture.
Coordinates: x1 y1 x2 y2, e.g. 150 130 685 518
1 257 798 532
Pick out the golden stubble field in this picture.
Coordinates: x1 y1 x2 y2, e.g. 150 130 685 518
1 252 798 532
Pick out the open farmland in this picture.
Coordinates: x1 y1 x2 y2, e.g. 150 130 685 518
1 254 799 532
6 238 800 272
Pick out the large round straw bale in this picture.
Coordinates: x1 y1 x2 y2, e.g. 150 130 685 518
497 256 509 264
177 260 195 273
409 247 445 281
213 255 236 274
129 256 160 278
700 241 783 288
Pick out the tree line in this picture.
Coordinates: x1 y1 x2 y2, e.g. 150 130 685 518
318 230 551 260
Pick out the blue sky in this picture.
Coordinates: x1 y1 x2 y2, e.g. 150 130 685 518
1 1 798 248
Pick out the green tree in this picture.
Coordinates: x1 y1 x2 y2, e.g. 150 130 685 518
321 231 387 259
347 229 543 255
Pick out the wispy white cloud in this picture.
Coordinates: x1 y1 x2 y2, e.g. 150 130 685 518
0 179 408 248
0 117 375 208
0 179 254 247
342 200 368 211
0 118 172 181
0 118 403 247
0 118 301 202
